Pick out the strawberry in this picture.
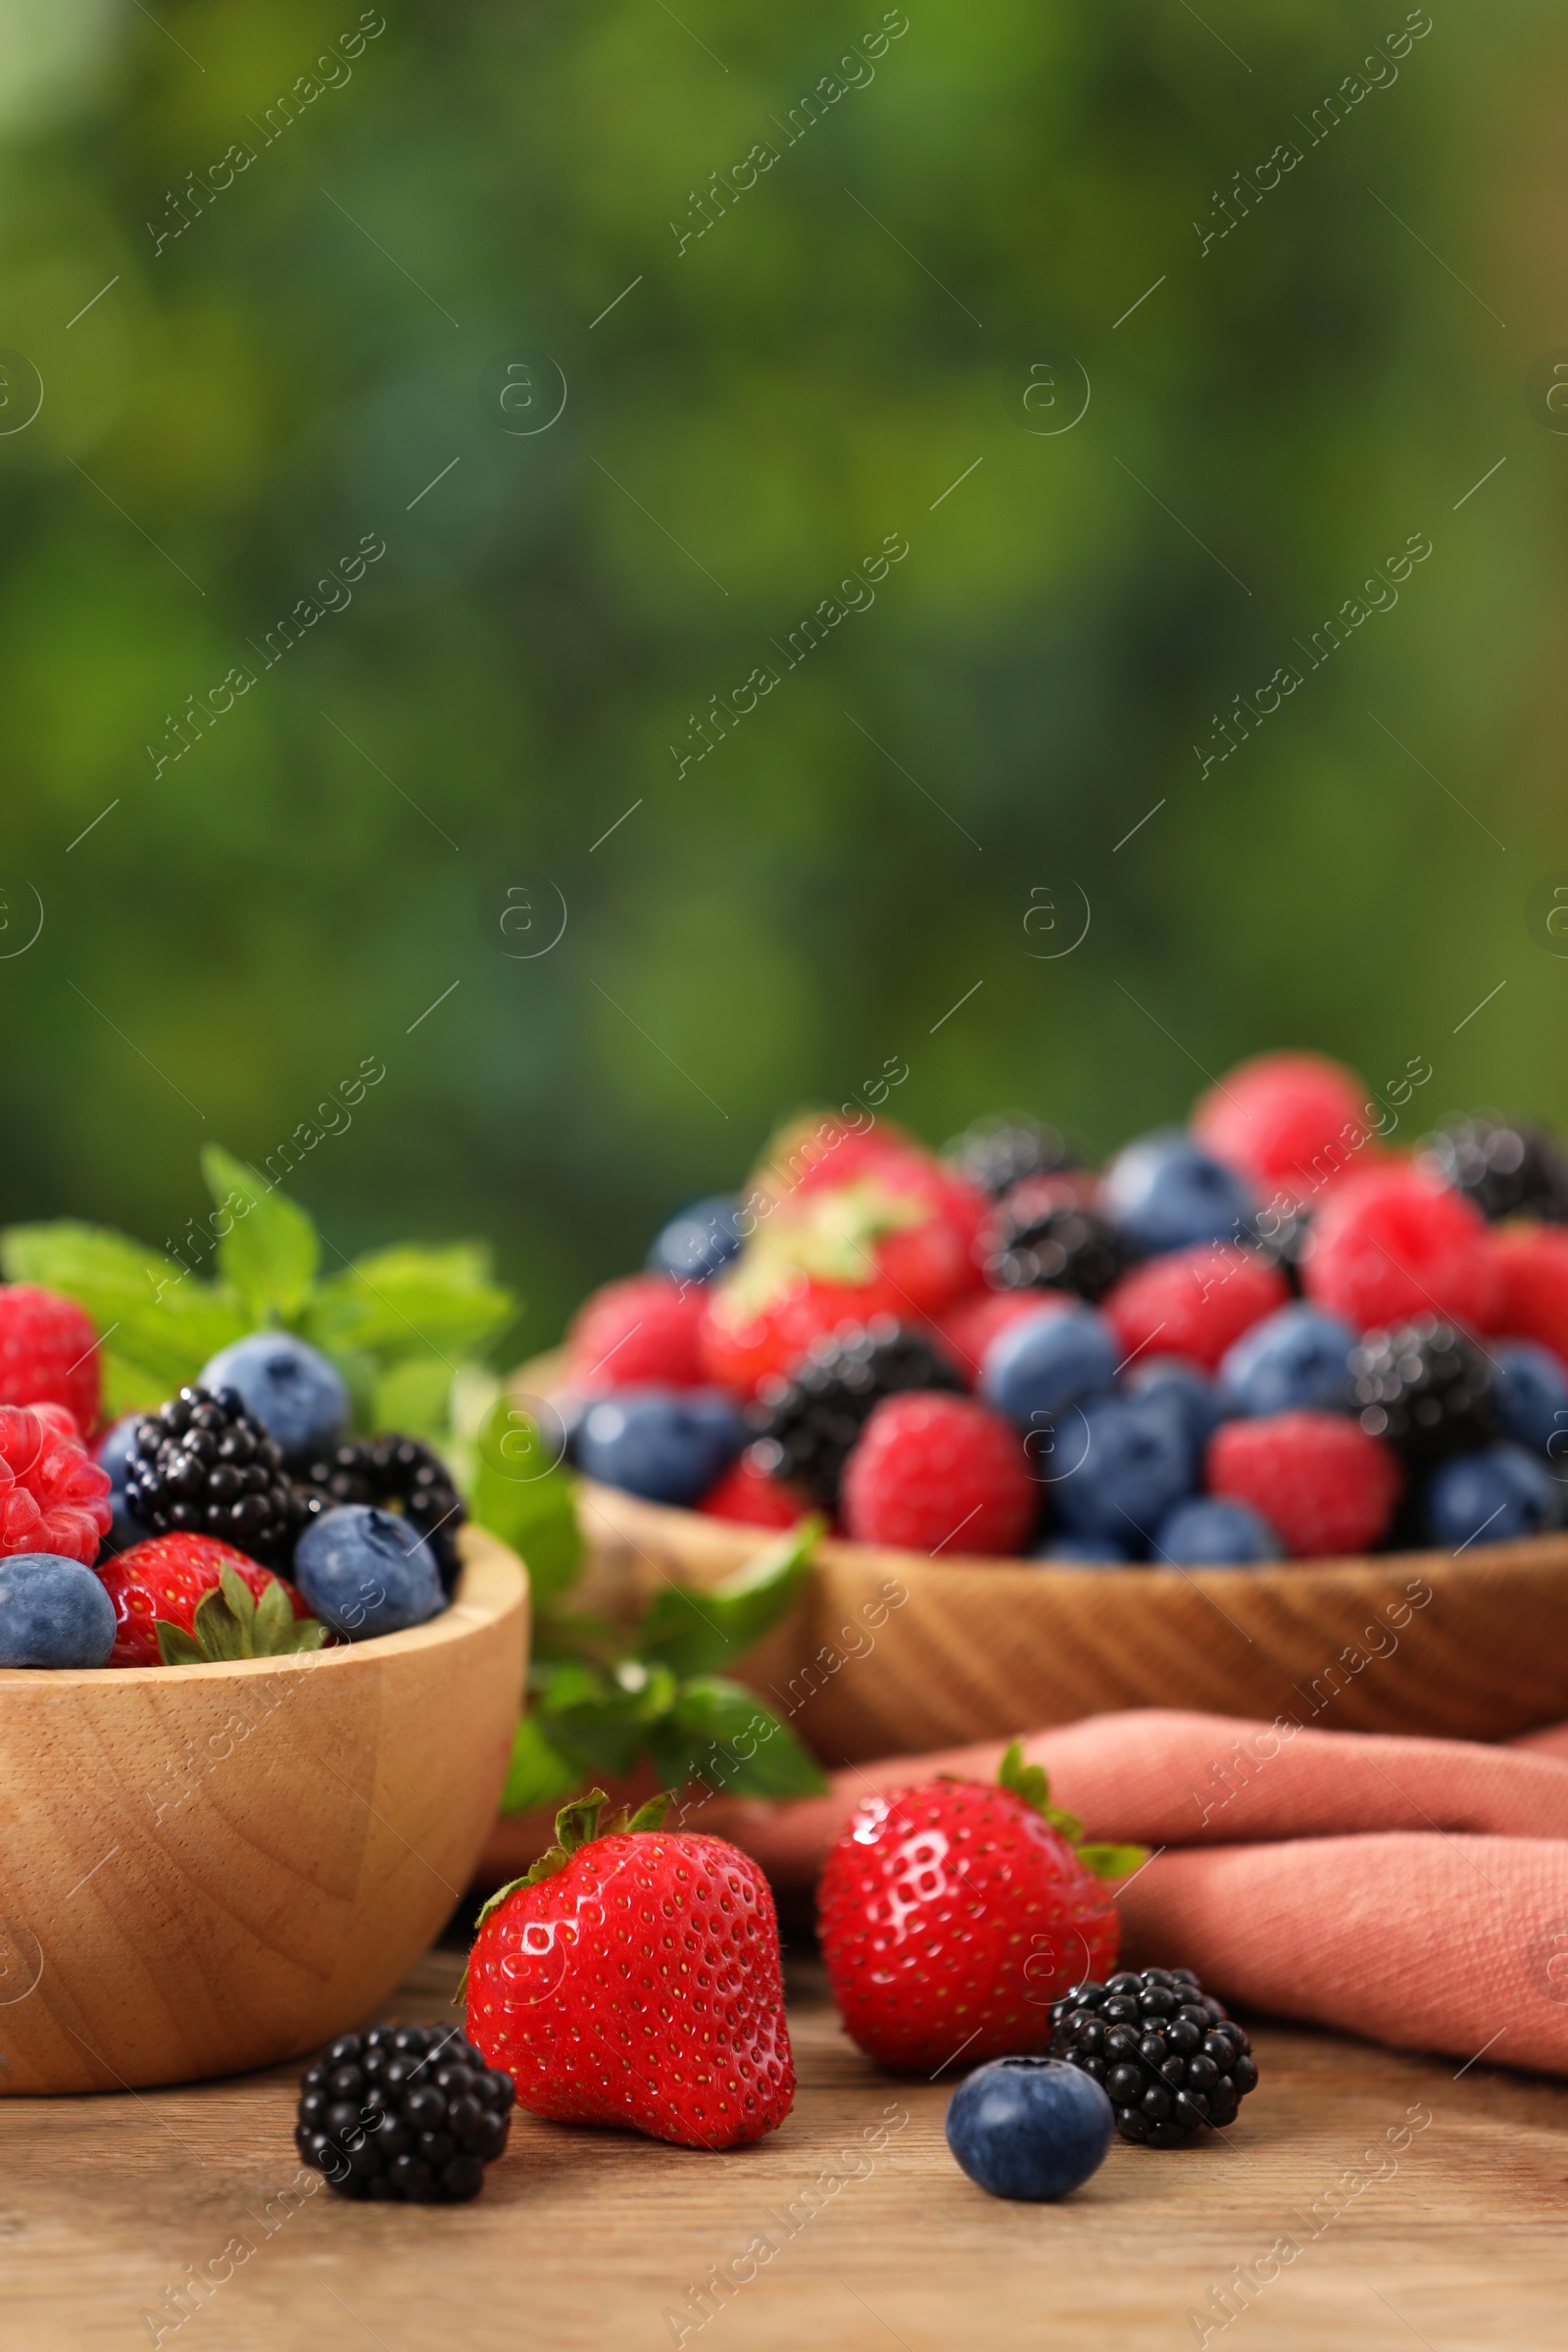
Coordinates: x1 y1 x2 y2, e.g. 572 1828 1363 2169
0 1402 112 1564
97 1533 322 1668
466 1788 794 2150
817 1743 1141 2074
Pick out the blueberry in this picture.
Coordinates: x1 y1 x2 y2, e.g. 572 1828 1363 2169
1104 1128 1257 1256
576 1386 745 1505
1494 1341 1568 1456
647 1195 742 1285
0 1553 117 1669
980 1304 1118 1437
293 1506 445 1639
1153 1496 1282 1566
1032 1537 1130 1566
1054 1392 1194 1547
1424 1443 1565 1550
92 1412 146 1557
1125 1357 1229 1453
1219 1303 1354 1418
945 2056 1114 2201
199 1333 349 1462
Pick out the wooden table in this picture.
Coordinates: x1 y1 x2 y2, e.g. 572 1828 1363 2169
5 1949 1566 2351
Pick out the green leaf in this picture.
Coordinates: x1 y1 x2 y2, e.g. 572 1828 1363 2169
0 1220 247 1389
648 1678 828 1798
156 1572 327 1665
537 1657 679 1779
499 1711 583 1817
303 1244 515 1363
467 1395 582 1603
371 1355 453 1442
636 1518 820 1680
1076 1843 1150 1883
201 1145 320 1323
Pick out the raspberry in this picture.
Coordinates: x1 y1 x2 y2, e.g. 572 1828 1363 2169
1205 1411 1402 1557
564 1275 708 1393
933 1289 1065 1384
1301 1166 1498 1334
0 1285 102 1435
1192 1051 1373 1204
1102 1246 1289 1374
0 1403 113 1564
696 1446 812 1528
840 1392 1036 1555
1489 1227 1568 1367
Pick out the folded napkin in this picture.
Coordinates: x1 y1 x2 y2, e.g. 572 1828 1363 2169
686 1710 1568 2079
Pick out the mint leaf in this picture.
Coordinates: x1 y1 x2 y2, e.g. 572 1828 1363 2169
499 1713 582 1816
1076 1842 1150 1882
201 1145 319 1323
649 1679 827 1798
636 1518 819 1680
0 1220 247 1389
468 1395 582 1603
371 1356 453 1441
537 1657 679 1779
303 1244 515 1363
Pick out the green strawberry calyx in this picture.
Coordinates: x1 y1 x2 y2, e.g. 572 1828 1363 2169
155 1564 328 1666
996 1740 1148 1883
715 1178 924 1320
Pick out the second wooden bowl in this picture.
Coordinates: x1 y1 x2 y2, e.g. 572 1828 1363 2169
573 1480 1568 1758
0 1529 528 2095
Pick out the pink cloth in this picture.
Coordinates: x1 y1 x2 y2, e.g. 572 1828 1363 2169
691 1711 1568 2078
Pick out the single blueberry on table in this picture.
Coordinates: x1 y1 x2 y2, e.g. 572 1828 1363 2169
92 1411 146 1557
647 1195 743 1284
1103 1128 1258 1256
980 1303 1118 1430
0 1553 117 1669
1493 1340 1568 1457
1053 1392 1195 1547
1219 1302 1354 1418
1424 1443 1565 1551
293 1505 445 1639
945 2056 1114 2201
1126 1356 1229 1454
199 1332 349 1462
576 1386 745 1504
1154 1495 1283 1566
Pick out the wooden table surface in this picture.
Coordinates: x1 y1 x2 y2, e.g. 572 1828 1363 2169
5 1948 1566 2352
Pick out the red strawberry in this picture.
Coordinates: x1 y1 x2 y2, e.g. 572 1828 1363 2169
0 1403 111 1564
0 1284 102 1435
699 1268 906 1396
841 1391 1036 1555
697 1446 812 1528
97 1534 318 1668
817 1743 1137 2073
564 1274 708 1392
466 1790 794 2150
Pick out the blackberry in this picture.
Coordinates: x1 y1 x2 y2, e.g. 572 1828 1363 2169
1252 1203 1314 1297
946 1116 1081 1200
1426 1118 1568 1224
295 2023 514 2202
1347 1316 1498 1466
1051 1968 1257 2146
295 1435 466 1592
983 1191 1131 1304
125 1387 295 1566
747 1318 963 1511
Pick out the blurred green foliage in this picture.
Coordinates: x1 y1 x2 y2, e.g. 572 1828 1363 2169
0 0 1563 1356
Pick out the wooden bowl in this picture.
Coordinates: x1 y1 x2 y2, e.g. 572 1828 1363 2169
572 1479 1568 1758
0 1529 527 2095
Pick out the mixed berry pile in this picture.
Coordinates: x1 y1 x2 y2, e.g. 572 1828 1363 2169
0 1306 465 1670
555 1051 1568 1565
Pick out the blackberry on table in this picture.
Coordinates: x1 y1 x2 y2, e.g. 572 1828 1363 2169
125 1387 295 1566
1051 1967 1258 2146
296 2023 514 2203
946 1117 1081 1200
1426 1118 1568 1224
983 1194 1131 1304
747 1318 963 1511
295 1435 466 1592
1347 1317 1498 1467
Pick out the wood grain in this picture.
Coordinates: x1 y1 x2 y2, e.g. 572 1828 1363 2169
574 1477 1568 1759
0 1532 527 2096
2 1945 1564 2351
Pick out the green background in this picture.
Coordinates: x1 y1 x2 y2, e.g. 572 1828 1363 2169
1 0 1562 1362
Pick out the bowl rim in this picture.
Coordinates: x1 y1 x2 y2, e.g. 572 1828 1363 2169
0 1525 524 1693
